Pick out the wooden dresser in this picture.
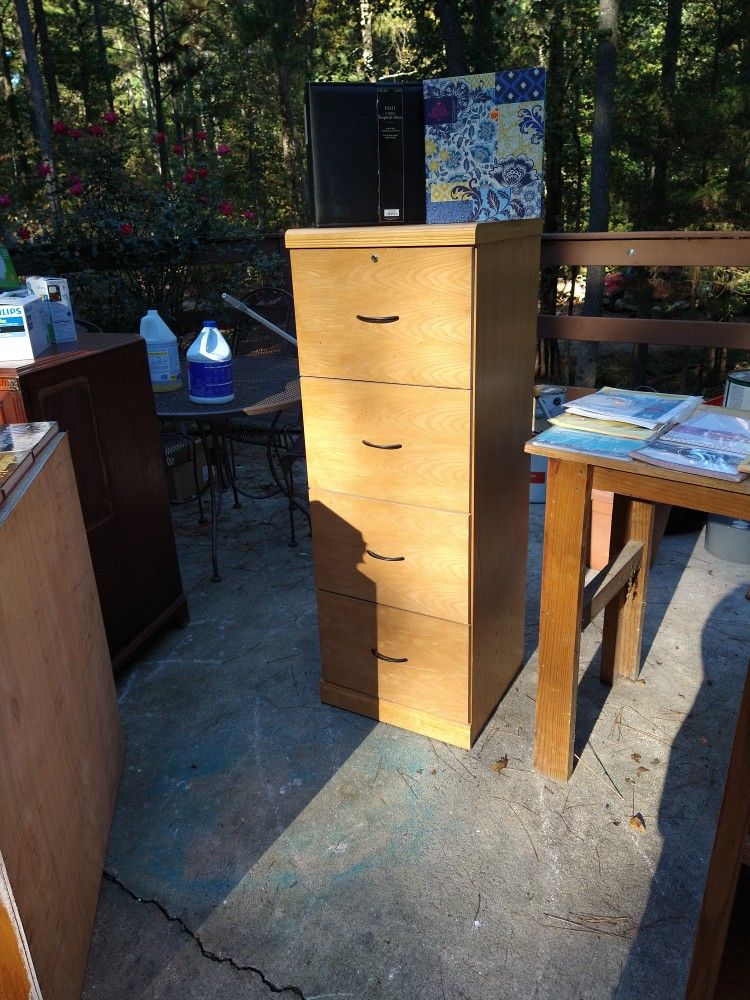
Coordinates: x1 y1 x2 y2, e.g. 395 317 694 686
0 332 187 670
287 221 541 748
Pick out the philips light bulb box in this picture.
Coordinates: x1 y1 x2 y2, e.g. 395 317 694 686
26 276 77 345
0 287 52 362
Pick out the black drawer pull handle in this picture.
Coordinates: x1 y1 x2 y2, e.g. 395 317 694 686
362 440 402 450
356 314 400 324
371 648 408 663
366 549 405 562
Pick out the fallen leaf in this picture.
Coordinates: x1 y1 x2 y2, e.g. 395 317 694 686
629 813 646 833
699 735 711 747
634 678 646 686
631 753 642 763
652 758 661 766
637 766 650 775
430 768 437 775
492 756 509 774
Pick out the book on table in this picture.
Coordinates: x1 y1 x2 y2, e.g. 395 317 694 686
636 410 750 482
563 387 702 430
530 425 646 461
547 410 658 441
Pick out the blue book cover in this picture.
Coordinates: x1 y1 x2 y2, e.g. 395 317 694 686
532 426 644 461
423 67 545 223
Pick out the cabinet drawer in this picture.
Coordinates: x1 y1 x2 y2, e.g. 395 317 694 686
302 378 471 512
317 592 469 723
291 246 473 388
310 490 469 623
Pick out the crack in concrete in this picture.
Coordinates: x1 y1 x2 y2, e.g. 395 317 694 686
103 871 306 998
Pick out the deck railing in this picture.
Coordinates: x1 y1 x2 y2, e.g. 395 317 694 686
537 231 750 355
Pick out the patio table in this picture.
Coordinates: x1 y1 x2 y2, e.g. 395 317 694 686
154 354 300 581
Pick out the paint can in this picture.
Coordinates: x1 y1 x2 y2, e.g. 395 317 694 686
530 386 566 503
723 369 750 410
705 515 750 564
534 384 566 426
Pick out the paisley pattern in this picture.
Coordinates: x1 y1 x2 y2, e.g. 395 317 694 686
424 68 546 223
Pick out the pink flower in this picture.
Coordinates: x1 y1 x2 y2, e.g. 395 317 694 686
36 162 52 177
216 143 230 157
242 209 256 221
69 128 82 140
155 130 167 145
17 226 31 241
194 129 207 141
88 123 105 137
165 180 174 190
102 111 118 124
182 169 197 184
172 143 184 155
119 222 133 236
197 167 208 178
0 194 11 208
52 120 68 136
68 176 84 196
218 200 233 217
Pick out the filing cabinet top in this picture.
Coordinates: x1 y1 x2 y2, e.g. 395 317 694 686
285 219 543 249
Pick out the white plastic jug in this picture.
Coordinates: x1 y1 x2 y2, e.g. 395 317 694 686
186 321 234 404
139 309 182 392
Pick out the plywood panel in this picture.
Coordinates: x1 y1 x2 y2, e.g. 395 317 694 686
471 234 541 737
0 850 43 1000
309 489 470 622
291 246 472 388
302 377 471 512
0 434 123 1000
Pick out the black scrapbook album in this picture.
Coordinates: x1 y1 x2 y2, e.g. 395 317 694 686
305 82 426 226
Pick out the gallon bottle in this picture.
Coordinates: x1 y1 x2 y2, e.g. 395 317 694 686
187 320 234 404
139 309 182 392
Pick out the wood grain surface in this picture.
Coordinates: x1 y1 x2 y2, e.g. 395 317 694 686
0 851 42 1000
317 591 469 723
302 376 472 511
320 682 473 749
291 246 473 388
533 458 593 781
286 219 542 249
0 434 123 1000
470 233 540 737
309 489 470 622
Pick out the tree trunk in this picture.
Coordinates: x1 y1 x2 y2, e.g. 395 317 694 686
537 2 566 382
31 0 59 116
649 0 683 226
435 0 468 76
146 0 170 177
13 0 61 228
0 18 30 183
577 0 619 388
70 0 93 119
360 0 375 81
276 63 303 218
91 0 115 112
471 0 494 73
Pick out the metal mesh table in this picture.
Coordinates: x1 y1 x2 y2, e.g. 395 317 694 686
154 356 301 581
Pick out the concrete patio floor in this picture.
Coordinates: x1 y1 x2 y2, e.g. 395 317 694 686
83 444 749 1000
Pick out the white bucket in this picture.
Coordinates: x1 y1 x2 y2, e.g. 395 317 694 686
705 515 750 564
530 450 547 503
723 369 750 410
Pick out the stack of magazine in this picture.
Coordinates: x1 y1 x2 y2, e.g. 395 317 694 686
533 387 750 482
0 421 58 503
534 387 702 461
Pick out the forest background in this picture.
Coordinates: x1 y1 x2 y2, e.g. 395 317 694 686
1 0 748 379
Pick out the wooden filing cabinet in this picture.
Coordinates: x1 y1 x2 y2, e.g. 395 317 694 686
287 221 542 748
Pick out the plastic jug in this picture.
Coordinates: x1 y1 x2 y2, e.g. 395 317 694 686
187 320 234 404
139 309 182 392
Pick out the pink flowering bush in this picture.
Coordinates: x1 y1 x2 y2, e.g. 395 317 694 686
0 112 273 332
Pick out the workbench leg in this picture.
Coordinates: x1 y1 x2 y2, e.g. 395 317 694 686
600 495 655 685
534 458 593 782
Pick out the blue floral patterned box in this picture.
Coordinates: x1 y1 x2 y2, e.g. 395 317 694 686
424 67 545 223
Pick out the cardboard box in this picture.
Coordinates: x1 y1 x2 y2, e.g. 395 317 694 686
0 288 52 361
165 439 209 503
26 276 77 344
